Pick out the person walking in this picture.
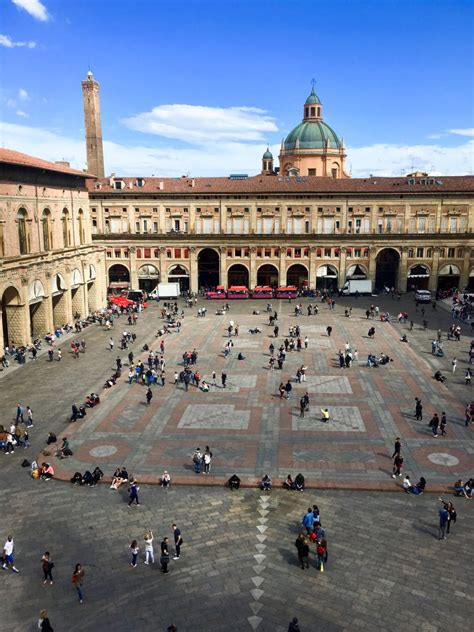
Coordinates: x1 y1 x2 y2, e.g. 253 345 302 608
130 539 139 567
146 387 153 406
109 337 114 352
160 537 170 573
41 551 54 585
391 437 401 460
299 395 307 418
440 412 447 436
16 403 24 423
203 448 212 475
438 505 449 540
285 379 292 399
302 508 314 535
465 367 472 385
72 563 84 603
38 609 54 632
3 535 19 572
172 524 183 560
430 413 440 438
295 533 307 569
26 406 34 428
415 398 423 421
439 499 457 535
288 617 300 632
128 479 140 507
326 325 332 337
221 370 227 389
392 454 404 478
57 349 62 361
316 539 327 572
452 357 457 374
465 403 472 427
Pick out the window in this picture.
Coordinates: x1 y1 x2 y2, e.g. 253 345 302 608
144 249 151 259
114 181 124 190
135 221 140 233
154 249 159 258
305 220 310 233
308 168 316 176
136 178 145 187
448 248 455 258
287 248 292 257
174 219 180 231
324 248 331 257
354 249 361 258
17 208 29 254
235 248 242 257
106 250 112 258
426 248 432 258
355 219 361 233
457 248 463 258
439 249 445 257
136 249 142 259
153 222 158 233
316 248 322 257
295 248 301 258
408 249 414 258
418 217 426 233
166 249 172 258
42 210 52 251
310 107 315 116
143 220 148 233
78 210 85 244
62 209 70 247
317 107 321 117
450 217 458 232
416 248 423 258
114 249 121 258
331 168 338 178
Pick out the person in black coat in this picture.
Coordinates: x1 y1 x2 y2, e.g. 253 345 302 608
288 618 300 632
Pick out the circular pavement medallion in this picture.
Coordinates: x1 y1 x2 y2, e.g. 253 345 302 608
89 445 118 458
428 452 459 467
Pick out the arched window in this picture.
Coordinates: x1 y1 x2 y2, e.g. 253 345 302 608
78 209 85 245
317 107 321 117
62 209 71 247
42 209 52 251
17 208 29 254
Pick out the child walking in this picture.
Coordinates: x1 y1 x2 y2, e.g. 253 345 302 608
130 540 139 568
144 531 154 565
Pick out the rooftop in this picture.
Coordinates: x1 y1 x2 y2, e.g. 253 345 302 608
0 148 95 179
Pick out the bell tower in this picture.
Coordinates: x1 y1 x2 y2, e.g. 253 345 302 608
81 70 105 178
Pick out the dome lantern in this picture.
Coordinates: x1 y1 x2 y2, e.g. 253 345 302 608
303 85 322 121
261 147 274 175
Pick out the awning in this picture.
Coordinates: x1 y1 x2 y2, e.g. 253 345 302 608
316 265 338 278
408 264 430 278
439 264 461 276
346 264 367 279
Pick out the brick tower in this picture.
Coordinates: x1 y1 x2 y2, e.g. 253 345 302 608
81 70 105 178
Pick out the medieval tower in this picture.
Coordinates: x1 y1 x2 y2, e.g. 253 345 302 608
82 70 105 178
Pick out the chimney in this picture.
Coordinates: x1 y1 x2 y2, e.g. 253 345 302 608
159 181 164 190
55 160 71 167
191 179 195 187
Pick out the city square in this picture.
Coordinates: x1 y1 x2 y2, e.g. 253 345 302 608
1 0 473 630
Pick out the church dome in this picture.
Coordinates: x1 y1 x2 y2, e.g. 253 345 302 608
283 120 342 151
304 86 321 105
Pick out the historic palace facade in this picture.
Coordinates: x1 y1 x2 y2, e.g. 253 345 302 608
0 149 106 349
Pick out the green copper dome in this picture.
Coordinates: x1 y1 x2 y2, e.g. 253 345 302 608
305 87 321 105
262 148 273 159
283 120 342 150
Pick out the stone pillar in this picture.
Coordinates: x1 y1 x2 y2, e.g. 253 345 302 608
129 247 138 288
219 247 227 286
249 205 257 234
459 249 471 289
29 298 52 339
250 247 257 287
368 246 377 284
159 248 168 282
219 204 226 235
190 247 198 294
430 248 440 292
52 290 72 328
339 247 347 287
435 202 443 232
281 206 288 235
71 284 86 317
279 248 287 286
309 247 317 288
398 247 408 292
5 304 28 345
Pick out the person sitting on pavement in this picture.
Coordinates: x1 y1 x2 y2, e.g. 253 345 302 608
320 408 330 422
260 474 272 491
294 473 305 492
82 470 94 486
70 471 82 485
434 370 447 383
410 477 426 495
402 475 412 492
160 471 171 487
56 437 73 459
110 466 128 490
200 381 210 392
92 466 104 486
46 432 57 446
283 474 295 490
228 474 241 490
40 462 55 480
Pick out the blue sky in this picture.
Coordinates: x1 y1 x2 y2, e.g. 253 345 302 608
1 0 473 176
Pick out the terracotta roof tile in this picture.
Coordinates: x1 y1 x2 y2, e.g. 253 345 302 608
0 148 95 179
88 174 474 196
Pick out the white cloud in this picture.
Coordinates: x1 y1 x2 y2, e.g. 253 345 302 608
12 0 49 21
0 33 36 48
15 110 29 118
0 121 473 178
18 88 30 101
449 128 474 137
348 142 474 177
123 104 278 143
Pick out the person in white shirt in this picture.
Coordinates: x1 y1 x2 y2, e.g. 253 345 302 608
144 530 154 565
3 535 19 572
402 475 412 492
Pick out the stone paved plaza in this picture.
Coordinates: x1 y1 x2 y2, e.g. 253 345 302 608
0 295 473 630
2 295 468 490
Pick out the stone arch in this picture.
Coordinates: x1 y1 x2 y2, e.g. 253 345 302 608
2 285 25 346
438 263 461 291
407 264 431 291
227 263 249 287
346 264 368 280
316 264 338 291
286 263 309 288
108 264 130 286
168 264 189 293
198 248 220 289
138 264 160 293
330 162 340 178
375 247 400 289
257 263 279 287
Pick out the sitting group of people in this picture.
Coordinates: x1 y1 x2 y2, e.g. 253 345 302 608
104 372 121 388
434 370 447 383
454 478 473 498
260 474 272 491
402 475 427 495
110 467 129 490
283 473 305 492
31 461 55 480
366 353 392 368
85 393 100 408
70 466 104 486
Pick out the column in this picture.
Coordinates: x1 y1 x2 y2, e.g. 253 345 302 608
338 247 347 287
250 247 257 287
309 247 317 288
52 289 72 329
71 284 86 317
189 204 196 235
129 247 139 288
249 204 257 234
190 247 198 294
429 247 440 292
368 246 377 284
459 248 471 289
279 248 287 286
219 246 227 286
435 202 443 233
398 247 408 292
159 247 168 282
